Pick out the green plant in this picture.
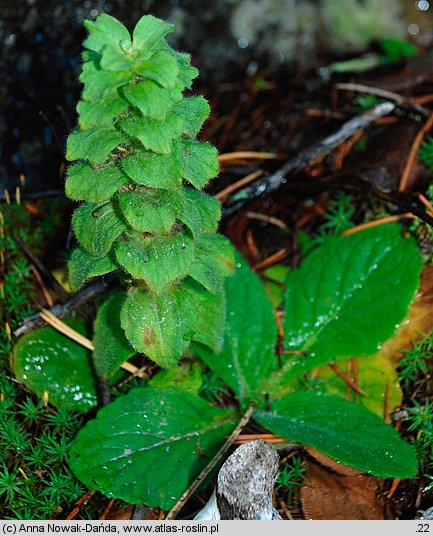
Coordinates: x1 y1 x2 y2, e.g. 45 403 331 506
64 13 235 368
11 13 425 516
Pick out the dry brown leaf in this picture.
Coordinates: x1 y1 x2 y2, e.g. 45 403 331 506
300 460 389 520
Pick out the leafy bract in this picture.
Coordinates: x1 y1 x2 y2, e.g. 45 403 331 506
66 163 128 203
120 150 183 189
178 188 221 237
132 15 174 53
174 96 210 138
72 202 126 257
123 81 182 120
69 387 237 508
115 234 194 294
84 13 131 55
281 224 422 381
133 50 179 88
14 321 97 412
77 96 128 129
66 128 123 164
68 247 117 291
80 61 133 101
179 140 219 188
188 235 235 293
119 113 183 154
93 292 135 379
195 254 277 406
120 286 193 367
255 390 417 478
118 189 181 234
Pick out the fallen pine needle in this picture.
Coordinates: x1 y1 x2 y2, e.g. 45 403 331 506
418 193 433 218
218 151 279 163
39 308 141 376
386 478 401 499
399 112 433 192
215 169 263 202
341 213 415 236
252 248 288 271
328 363 367 397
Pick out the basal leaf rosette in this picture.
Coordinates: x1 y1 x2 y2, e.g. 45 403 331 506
64 13 235 367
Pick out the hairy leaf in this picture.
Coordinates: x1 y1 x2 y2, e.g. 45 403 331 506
14 321 97 412
69 387 236 508
195 255 277 405
175 51 198 88
120 113 183 154
133 50 179 88
80 60 133 101
123 80 182 120
84 14 131 55
188 234 235 293
132 15 174 53
66 162 129 203
179 140 219 188
66 128 123 164
72 202 126 257
121 150 183 189
281 224 422 381
77 96 128 129
255 391 417 478
178 188 221 238
182 278 226 353
120 286 193 367
174 96 210 138
68 247 117 291
118 189 181 234
115 234 194 294
93 291 135 379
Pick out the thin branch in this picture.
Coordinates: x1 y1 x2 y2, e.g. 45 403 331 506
222 102 396 217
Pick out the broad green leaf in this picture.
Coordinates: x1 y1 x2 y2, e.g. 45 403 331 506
178 140 219 188
84 14 131 55
182 278 226 353
66 162 129 203
178 188 221 238
72 202 126 257
174 96 210 138
255 391 417 478
132 15 174 53
66 128 123 164
117 189 181 234
69 386 237 508
14 321 97 412
93 291 135 379
175 51 198 88
133 50 179 88
148 362 203 394
121 150 183 189
68 247 117 291
120 286 193 366
263 264 290 308
80 60 133 101
281 224 422 381
188 235 235 293
120 113 183 154
313 354 402 418
123 80 182 120
195 254 278 405
115 234 194 294
100 46 135 72
77 96 128 129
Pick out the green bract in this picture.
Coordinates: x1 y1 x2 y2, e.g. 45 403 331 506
65 13 235 367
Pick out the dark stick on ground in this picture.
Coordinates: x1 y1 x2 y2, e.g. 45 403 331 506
14 279 115 337
222 101 396 217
